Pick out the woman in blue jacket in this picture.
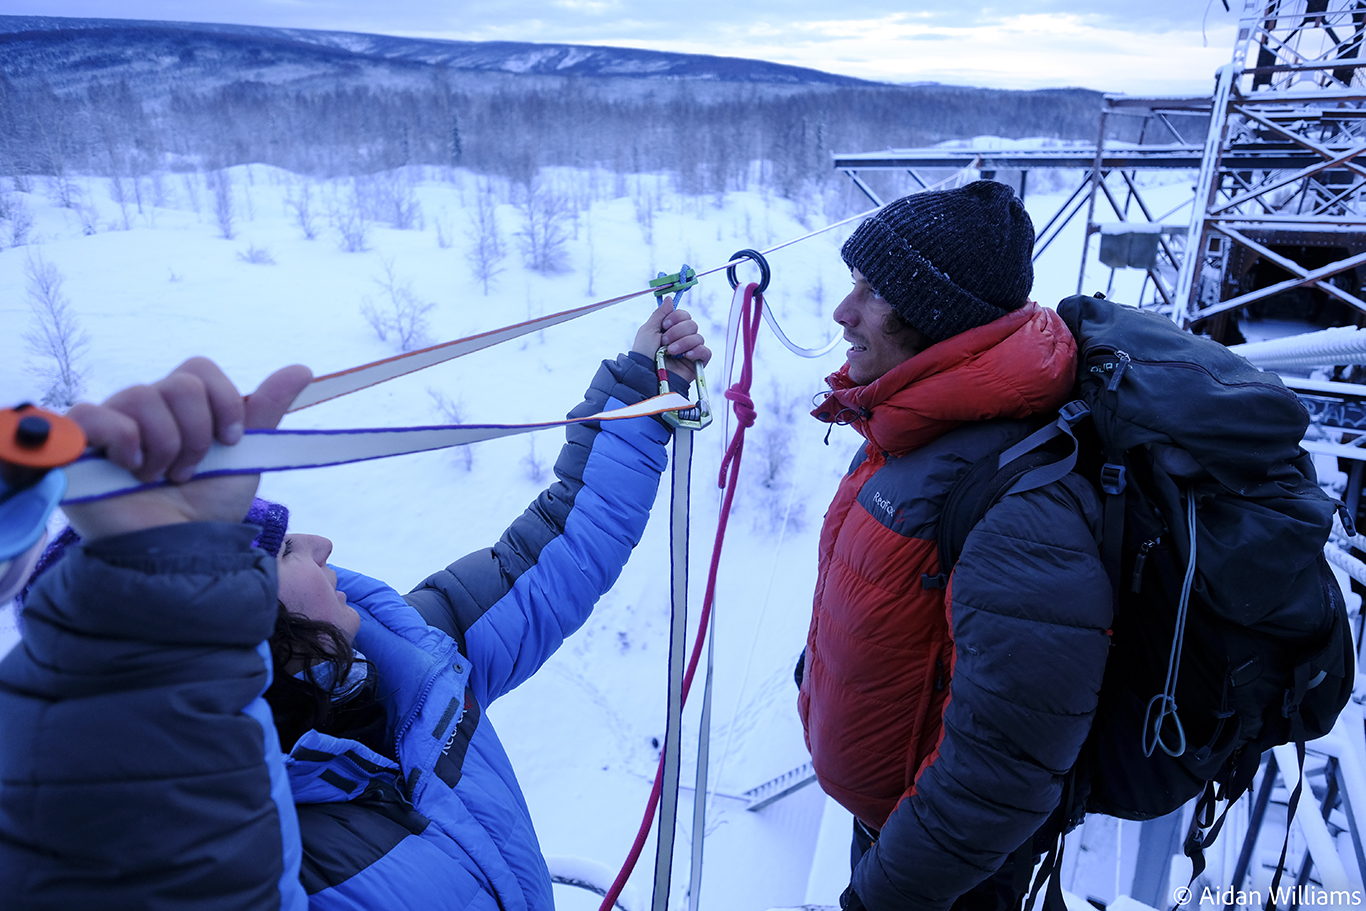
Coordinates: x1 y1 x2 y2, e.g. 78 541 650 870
0 301 708 911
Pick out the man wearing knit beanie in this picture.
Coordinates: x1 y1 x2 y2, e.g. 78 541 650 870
800 181 1111 911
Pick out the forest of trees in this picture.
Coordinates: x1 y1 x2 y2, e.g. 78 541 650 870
0 66 1104 197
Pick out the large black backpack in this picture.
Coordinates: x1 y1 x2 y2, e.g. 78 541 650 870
937 294 1356 871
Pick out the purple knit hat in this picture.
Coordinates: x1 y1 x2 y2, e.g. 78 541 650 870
244 498 290 558
16 497 289 608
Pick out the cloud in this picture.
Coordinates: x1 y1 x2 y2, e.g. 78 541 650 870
0 1 1242 94
550 0 619 14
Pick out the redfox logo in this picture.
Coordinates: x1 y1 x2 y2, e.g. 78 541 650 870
871 492 894 517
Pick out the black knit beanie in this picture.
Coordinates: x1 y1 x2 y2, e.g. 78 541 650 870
840 180 1035 344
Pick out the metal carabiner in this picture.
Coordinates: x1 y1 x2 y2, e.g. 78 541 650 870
656 345 712 430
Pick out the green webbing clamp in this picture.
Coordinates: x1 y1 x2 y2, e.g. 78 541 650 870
650 266 699 300
654 264 710 431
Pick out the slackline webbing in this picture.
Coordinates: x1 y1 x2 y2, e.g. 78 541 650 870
687 604 716 911
288 204 882 412
652 426 694 911
45 197 890 508
60 392 692 504
597 282 765 911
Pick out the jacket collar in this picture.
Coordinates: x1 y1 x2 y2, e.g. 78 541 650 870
811 301 1078 455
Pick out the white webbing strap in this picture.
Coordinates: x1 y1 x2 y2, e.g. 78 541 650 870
290 292 645 411
61 393 693 504
653 427 693 911
687 609 715 911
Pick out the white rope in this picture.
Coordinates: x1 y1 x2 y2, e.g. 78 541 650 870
760 305 842 359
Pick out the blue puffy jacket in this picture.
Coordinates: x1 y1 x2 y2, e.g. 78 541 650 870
0 352 674 910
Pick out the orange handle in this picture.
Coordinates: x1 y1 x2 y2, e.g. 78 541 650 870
0 405 87 471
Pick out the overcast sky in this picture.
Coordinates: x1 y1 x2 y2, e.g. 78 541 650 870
0 1 1241 95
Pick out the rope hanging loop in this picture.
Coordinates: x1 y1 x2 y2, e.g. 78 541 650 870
725 249 771 294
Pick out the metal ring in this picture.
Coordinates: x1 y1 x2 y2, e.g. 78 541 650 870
725 249 771 293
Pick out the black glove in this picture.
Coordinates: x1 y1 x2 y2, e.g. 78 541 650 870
840 883 867 911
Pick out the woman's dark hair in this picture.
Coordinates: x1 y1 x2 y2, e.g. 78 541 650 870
263 601 356 751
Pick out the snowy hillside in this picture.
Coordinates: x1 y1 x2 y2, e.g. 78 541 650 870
0 15 1104 194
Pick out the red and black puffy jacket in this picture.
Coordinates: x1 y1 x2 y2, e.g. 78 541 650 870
801 302 1113 911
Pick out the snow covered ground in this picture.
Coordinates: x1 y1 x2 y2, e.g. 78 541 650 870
0 159 1326 910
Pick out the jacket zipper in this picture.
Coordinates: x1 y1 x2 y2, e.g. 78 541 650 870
1131 537 1159 593
1086 345 1307 410
391 648 454 795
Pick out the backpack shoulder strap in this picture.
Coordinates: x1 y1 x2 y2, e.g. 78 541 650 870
924 402 1090 590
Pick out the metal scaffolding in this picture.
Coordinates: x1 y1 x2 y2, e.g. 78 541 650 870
833 1 1366 336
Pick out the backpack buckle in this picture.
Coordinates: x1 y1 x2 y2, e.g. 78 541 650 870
1058 400 1090 426
1339 503 1358 538
1101 462 1126 496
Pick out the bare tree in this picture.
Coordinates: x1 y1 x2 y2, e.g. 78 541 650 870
47 169 81 210
584 212 597 297
373 170 422 230
434 208 454 249
360 258 434 351
109 175 133 230
330 179 369 253
466 179 505 294
633 177 660 246
286 178 318 240
181 172 202 215
521 436 546 483
428 387 474 470
237 244 276 265
1 185 34 248
209 169 235 239
516 176 570 274
23 252 90 409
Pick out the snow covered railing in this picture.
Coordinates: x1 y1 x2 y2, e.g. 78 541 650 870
1230 325 1366 370
743 762 818 811
1327 543 1366 589
546 856 642 911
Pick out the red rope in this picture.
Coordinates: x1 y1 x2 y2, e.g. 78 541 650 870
597 284 764 911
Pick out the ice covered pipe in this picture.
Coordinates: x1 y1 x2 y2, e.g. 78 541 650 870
1326 542 1366 589
1229 325 1366 370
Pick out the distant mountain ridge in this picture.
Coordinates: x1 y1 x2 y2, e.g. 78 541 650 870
0 13 1103 193
0 15 877 89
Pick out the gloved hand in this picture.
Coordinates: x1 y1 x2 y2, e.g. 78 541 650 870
840 883 867 911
